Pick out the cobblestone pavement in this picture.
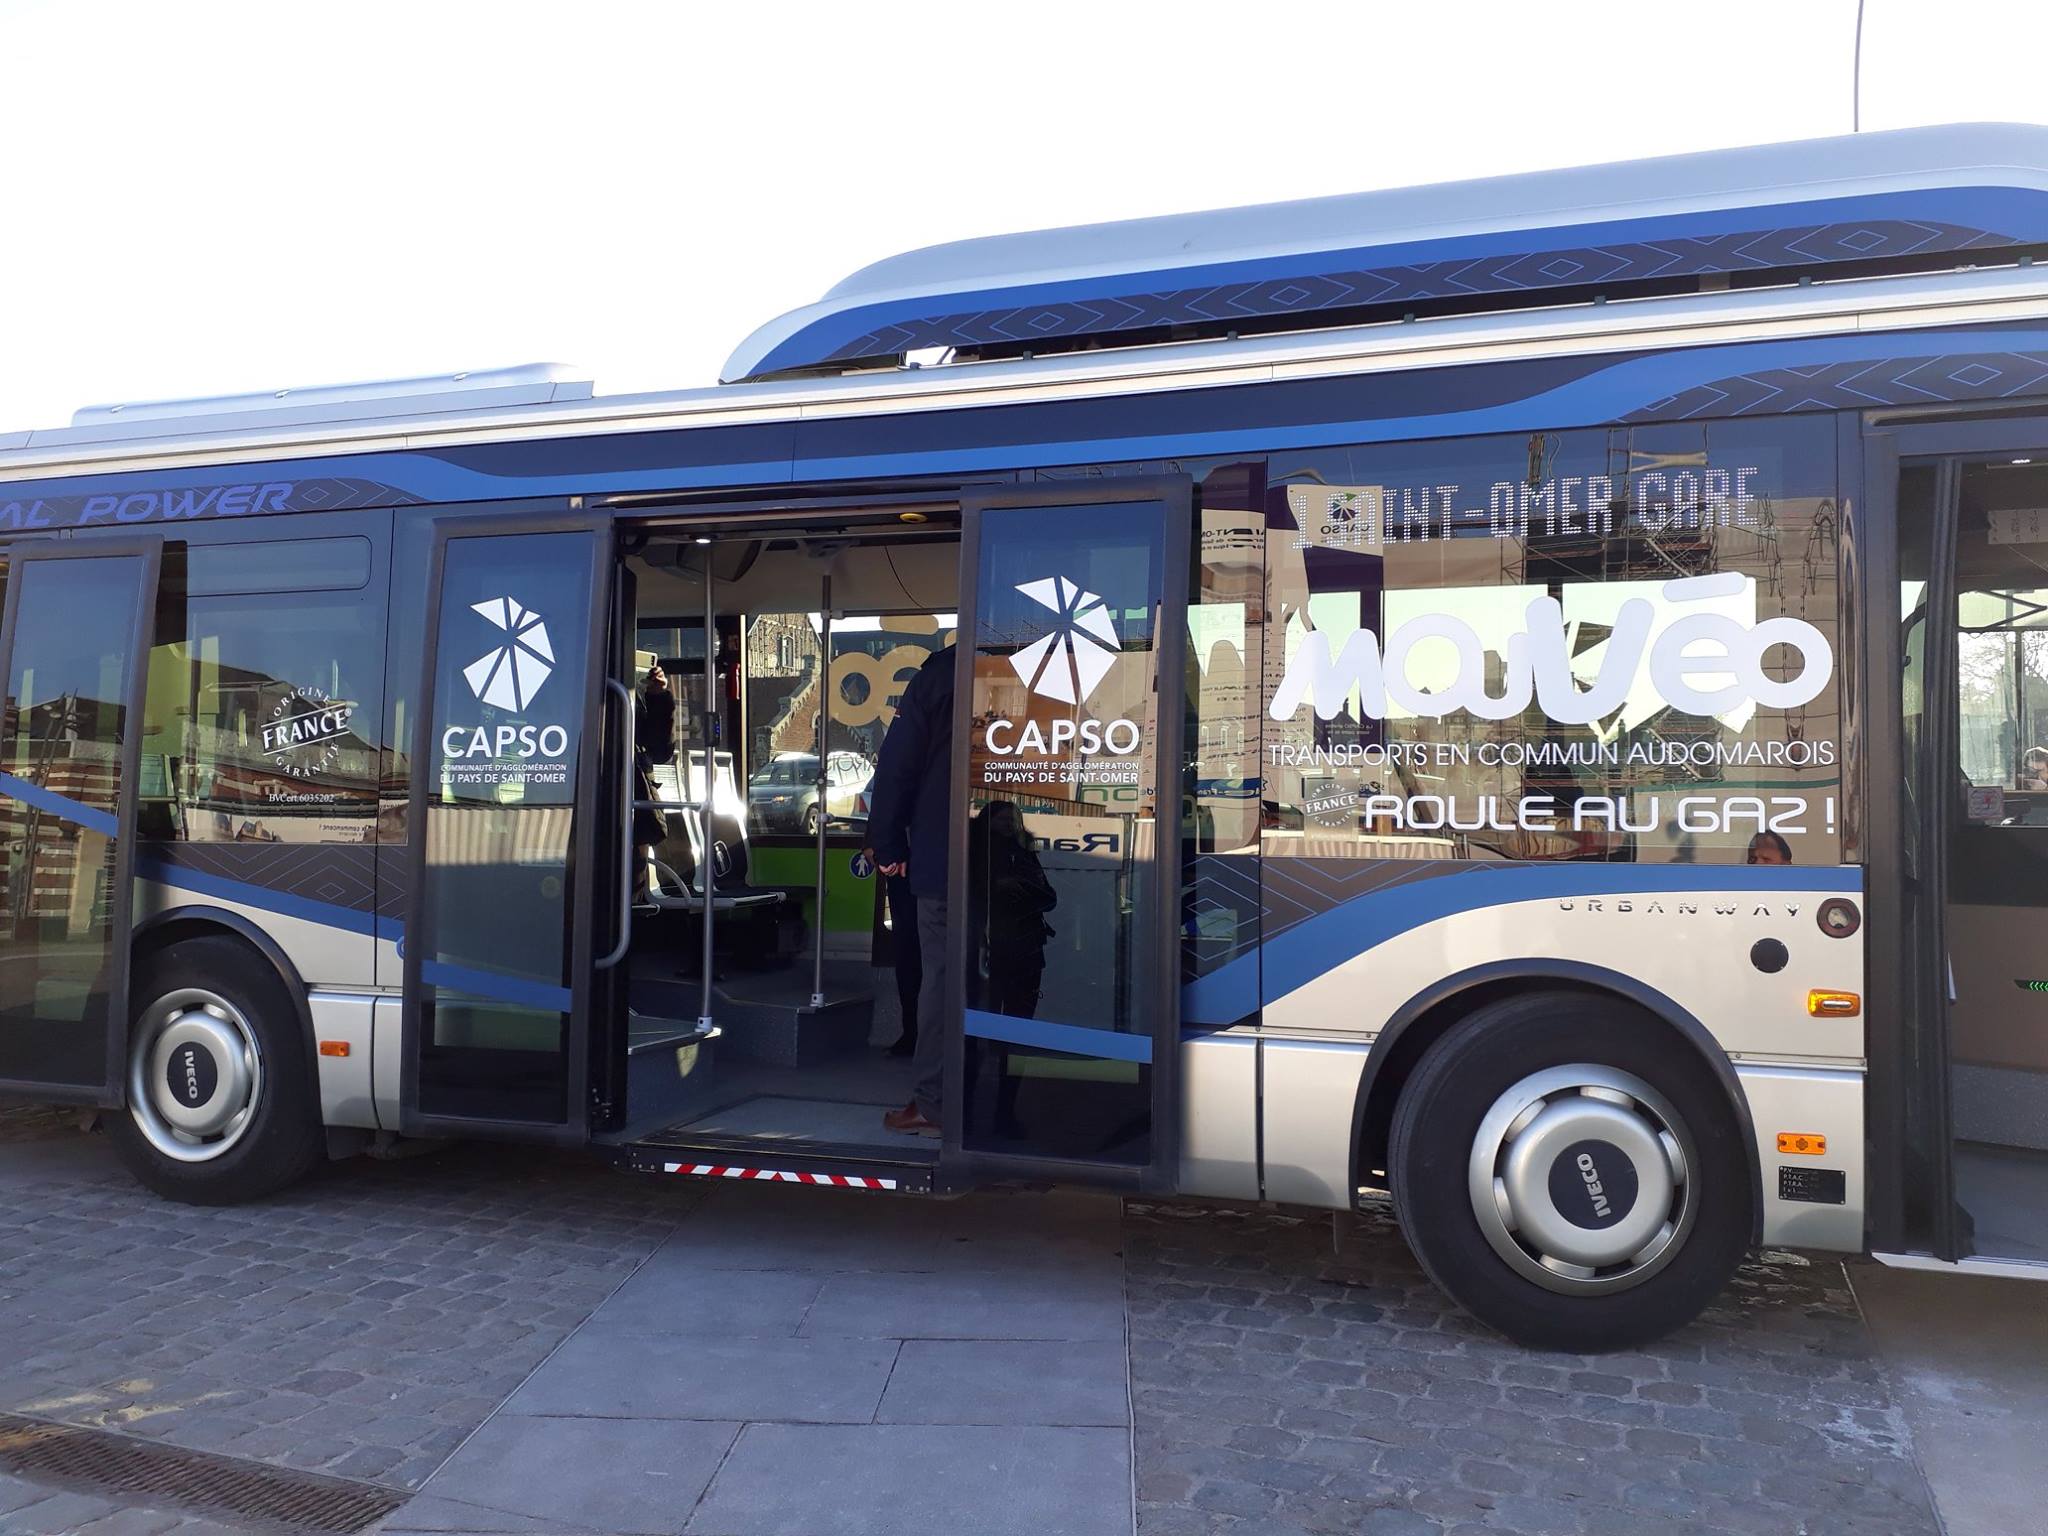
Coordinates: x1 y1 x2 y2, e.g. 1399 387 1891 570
1126 1200 1939 1536
0 1103 1957 1535
0 1104 695 1514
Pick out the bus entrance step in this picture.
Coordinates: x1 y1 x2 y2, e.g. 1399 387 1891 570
605 1141 934 1193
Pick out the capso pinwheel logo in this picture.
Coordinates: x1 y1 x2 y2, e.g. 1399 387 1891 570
463 597 555 710
1008 576 1120 705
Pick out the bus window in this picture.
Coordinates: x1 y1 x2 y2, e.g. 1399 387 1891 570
142 537 385 852
416 529 599 1124
1259 417 1844 866
738 609 951 833
0 551 150 1089
1185 464 1266 1025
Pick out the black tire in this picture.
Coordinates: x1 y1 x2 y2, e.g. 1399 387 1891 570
802 803 822 836
109 937 324 1205
1388 990 1751 1352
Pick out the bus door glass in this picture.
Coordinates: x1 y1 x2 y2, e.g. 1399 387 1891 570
947 480 1192 1188
1908 440 2048 1262
0 540 161 1104
402 516 612 1139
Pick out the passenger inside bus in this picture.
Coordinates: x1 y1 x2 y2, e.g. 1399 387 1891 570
616 524 961 1160
865 641 954 1137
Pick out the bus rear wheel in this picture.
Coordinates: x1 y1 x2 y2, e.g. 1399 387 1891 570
110 937 323 1205
1388 991 1750 1352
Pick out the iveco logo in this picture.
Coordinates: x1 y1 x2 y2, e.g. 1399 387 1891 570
1577 1151 1612 1219
1008 576 1120 705
181 1047 203 1105
464 597 555 711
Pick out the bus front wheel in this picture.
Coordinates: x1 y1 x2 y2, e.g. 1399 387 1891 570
110 937 324 1205
1388 992 1751 1351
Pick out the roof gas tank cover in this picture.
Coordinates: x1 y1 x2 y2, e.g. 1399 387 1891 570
62 364 593 446
720 122 2048 383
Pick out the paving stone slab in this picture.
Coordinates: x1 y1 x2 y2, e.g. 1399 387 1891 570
420 1415 739 1534
877 1339 1129 1426
373 1493 585 1534
640 1185 1122 1277
581 1269 824 1338
685 1422 1129 1536
799 1268 1126 1341
503 1333 899 1423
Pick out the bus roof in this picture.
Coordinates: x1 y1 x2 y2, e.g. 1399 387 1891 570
7 124 2048 484
722 122 2048 382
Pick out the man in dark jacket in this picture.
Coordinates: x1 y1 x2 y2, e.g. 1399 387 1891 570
633 662 676 895
865 645 954 1133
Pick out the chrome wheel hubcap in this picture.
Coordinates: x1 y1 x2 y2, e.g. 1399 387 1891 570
1467 1064 1694 1295
129 988 263 1162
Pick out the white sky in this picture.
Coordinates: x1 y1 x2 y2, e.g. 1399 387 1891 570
2 0 2045 432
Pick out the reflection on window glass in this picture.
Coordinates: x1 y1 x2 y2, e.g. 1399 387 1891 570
1951 459 2048 827
419 531 595 1123
1186 464 1266 1002
141 540 385 846
737 610 953 833
1259 419 1844 865
0 554 141 1084
963 501 1163 1162
187 537 370 597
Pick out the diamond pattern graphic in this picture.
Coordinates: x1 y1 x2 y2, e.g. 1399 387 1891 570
1624 349 2048 421
1009 576 1121 705
148 844 379 916
463 597 555 712
812 217 2016 365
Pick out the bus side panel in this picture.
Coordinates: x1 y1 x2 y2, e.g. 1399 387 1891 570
1733 1062 1864 1250
127 514 394 1127
1178 1030 1261 1200
1250 866 1867 1248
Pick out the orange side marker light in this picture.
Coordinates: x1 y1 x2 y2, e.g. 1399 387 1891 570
1777 1132 1827 1156
318 1040 351 1057
1807 990 1861 1018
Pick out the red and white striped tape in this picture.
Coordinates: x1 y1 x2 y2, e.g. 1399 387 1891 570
660 1162 897 1190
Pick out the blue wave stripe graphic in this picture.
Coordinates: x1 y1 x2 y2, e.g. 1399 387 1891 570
787 325 2048 482
1195 862 1866 1010
134 856 383 936
132 841 1861 1027
1182 964 1260 1029
963 1006 1154 1064
0 769 117 837
135 857 564 1012
12 320 2048 511
421 959 572 1014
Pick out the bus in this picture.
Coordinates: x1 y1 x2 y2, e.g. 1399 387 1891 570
1 122 2045 1350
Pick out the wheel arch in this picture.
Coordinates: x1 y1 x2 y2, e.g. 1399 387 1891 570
1348 960 1762 1241
130 906 321 1106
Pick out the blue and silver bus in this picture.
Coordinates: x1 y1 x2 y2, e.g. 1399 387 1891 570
3 122 2046 1348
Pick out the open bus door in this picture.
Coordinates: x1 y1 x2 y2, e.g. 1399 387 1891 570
399 513 620 1144
943 479 1192 1193
0 539 161 1107
1877 414 2048 1272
